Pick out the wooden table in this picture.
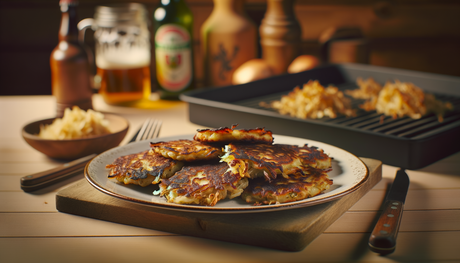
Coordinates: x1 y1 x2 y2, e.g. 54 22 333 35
1 95 459 263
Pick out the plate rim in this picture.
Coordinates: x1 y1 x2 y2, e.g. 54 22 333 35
85 134 369 214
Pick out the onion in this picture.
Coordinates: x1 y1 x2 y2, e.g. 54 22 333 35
288 55 320 74
232 59 274 85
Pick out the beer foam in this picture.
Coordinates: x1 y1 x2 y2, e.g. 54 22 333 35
96 48 151 69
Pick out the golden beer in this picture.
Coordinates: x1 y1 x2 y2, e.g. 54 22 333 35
98 65 151 105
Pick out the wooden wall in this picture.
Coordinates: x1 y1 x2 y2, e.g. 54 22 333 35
1 0 459 95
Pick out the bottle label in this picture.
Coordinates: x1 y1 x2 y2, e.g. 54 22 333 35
155 24 193 91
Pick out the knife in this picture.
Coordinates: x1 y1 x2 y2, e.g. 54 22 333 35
368 168 410 255
20 126 144 192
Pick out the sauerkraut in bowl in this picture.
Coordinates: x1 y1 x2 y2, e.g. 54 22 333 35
38 106 111 140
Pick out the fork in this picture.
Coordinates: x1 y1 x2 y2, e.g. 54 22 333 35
20 119 162 192
135 118 162 142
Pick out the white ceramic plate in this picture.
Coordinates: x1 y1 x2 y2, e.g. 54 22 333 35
85 134 368 213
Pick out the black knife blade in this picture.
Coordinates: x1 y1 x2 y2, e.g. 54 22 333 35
368 168 410 255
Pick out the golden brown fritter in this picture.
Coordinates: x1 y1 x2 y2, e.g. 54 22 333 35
241 169 333 205
150 139 223 162
295 144 332 170
156 162 249 206
221 143 303 180
220 143 331 180
106 126 333 207
106 150 184 187
193 125 273 144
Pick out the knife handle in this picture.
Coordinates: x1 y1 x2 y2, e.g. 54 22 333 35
368 199 404 255
20 154 97 192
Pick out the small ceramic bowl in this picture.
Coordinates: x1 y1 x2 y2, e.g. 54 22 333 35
22 114 129 160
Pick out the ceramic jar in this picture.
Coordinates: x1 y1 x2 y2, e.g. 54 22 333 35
201 0 258 87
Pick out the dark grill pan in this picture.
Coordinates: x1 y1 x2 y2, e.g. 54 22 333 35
181 63 460 169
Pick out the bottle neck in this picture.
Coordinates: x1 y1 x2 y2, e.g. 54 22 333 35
59 1 79 42
213 0 244 14
266 0 296 18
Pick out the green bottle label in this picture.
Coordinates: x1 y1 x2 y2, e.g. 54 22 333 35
155 24 192 91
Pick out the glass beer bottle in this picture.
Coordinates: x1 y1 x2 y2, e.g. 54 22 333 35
50 0 93 117
153 0 195 100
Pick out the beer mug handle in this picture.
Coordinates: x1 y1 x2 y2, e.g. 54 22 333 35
78 18 94 43
77 18 99 90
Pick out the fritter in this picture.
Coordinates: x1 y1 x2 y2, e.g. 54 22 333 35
220 143 331 180
150 139 223 162
106 150 184 187
295 144 332 170
156 162 249 206
241 169 333 205
194 125 273 144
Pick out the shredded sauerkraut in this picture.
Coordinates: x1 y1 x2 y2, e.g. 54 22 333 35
38 106 111 140
347 78 453 122
261 80 356 119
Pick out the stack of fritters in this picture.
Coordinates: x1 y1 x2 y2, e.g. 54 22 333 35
220 142 332 205
106 126 333 206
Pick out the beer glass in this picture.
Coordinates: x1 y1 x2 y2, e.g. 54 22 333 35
79 3 151 105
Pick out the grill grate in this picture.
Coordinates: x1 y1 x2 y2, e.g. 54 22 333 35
235 86 460 141
182 64 460 169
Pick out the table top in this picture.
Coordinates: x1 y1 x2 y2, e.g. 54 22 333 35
1 95 460 263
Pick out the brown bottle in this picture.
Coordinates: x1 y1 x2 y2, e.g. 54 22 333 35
259 0 301 75
50 0 93 117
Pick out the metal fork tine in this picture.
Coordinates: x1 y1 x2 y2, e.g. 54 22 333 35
146 119 161 140
136 119 162 142
141 119 154 141
135 119 150 142
144 121 153 141
143 119 154 141
151 119 162 139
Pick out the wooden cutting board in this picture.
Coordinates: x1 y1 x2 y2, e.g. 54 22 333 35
56 157 381 251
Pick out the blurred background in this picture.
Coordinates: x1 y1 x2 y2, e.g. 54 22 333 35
1 0 459 96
